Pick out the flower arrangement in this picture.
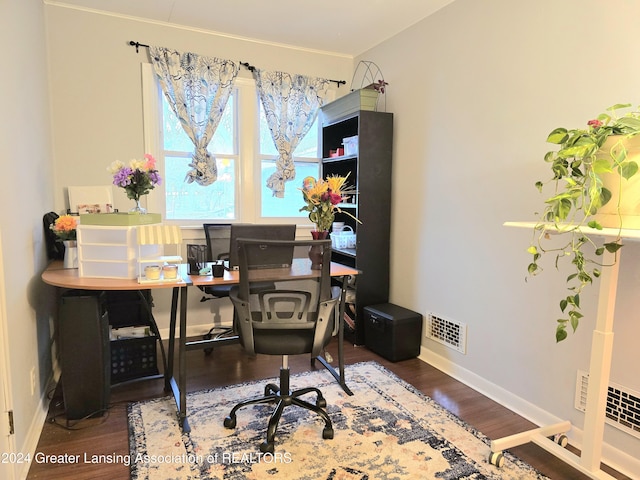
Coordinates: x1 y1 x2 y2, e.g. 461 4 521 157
300 174 360 232
107 154 161 202
50 215 77 241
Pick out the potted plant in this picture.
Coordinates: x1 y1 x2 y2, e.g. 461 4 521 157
527 103 640 342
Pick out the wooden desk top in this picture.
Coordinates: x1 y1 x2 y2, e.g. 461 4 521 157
42 261 359 290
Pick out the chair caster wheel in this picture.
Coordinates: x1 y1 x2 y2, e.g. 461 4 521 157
223 416 236 429
554 434 568 447
488 451 504 468
322 427 334 439
316 397 327 408
260 441 274 454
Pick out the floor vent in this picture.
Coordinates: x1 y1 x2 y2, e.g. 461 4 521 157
575 370 640 439
426 313 467 354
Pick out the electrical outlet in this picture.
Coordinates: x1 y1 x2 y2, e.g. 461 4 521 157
30 367 36 396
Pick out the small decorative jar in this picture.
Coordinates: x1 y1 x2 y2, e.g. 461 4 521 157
162 264 178 280
144 265 161 280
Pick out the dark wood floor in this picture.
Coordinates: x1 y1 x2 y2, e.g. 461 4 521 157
27 338 630 480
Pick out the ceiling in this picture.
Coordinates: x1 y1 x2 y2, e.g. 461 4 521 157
48 0 455 56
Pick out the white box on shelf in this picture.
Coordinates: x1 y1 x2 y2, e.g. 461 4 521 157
343 135 358 156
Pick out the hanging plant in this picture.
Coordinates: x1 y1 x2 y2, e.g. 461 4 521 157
527 103 640 342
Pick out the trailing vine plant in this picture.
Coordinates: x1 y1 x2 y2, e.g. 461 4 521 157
527 104 640 342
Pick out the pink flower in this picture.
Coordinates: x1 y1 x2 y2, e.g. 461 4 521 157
587 119 603 129
329 192 342 205
143 153 156 171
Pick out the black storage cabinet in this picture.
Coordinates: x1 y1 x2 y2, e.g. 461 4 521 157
364 303 422 362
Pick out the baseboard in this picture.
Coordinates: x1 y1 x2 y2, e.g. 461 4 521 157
15 374 56 480
418 345 640 479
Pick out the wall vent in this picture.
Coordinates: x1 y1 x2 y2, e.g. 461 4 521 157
426 313 467 354
575 370 640 439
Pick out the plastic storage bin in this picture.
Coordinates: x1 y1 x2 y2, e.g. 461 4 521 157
110 335 159 384
364 303 422 362
343 135 359 156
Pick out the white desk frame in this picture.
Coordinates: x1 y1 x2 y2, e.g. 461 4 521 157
495 222 637 479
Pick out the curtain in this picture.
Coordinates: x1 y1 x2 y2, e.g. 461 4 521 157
149 46 239 186
255 70 331 198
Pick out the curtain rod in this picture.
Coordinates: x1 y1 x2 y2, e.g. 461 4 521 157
129 41 345 88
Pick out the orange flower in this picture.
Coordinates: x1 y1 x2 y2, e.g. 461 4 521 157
51 215 78 241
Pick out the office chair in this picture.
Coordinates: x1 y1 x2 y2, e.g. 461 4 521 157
223 238 339 453
199 224 284 353
199 224 235 353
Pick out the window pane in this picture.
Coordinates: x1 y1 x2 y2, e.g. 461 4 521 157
163 94 235 155
165 156 235 220
258 103 318 157
261 160 320 217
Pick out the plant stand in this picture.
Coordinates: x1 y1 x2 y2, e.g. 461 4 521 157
498 221 634 480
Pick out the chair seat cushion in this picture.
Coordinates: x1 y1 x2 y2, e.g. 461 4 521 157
252 329 315 355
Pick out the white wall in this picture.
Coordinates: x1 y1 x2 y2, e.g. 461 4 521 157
0 1 57 478
358 0 640 473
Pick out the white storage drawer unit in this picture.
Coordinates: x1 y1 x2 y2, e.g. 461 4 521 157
77 225 163 279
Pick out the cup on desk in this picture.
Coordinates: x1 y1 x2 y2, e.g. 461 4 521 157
162 264 178 280
212 261 225 278
144 265 161 280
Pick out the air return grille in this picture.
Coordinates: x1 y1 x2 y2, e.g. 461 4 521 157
426 313 467 354
575 370 640 439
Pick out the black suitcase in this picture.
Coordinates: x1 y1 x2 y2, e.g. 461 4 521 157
364 303 422 362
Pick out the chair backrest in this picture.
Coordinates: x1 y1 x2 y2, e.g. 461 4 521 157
203 223 231 262
228 224 296 270
230 238 338 357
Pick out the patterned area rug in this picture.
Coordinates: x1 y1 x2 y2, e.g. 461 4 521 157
128 361 548 479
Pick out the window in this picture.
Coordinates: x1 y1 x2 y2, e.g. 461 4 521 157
258 102 321 218
142 65 321 226
162 89 237 221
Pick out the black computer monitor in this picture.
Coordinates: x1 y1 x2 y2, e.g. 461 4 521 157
228 224 296 270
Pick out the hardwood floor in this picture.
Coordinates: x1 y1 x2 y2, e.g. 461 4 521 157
27 338 630 480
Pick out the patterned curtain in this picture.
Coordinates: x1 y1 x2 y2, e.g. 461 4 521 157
255 70 331 198
149 46 239 186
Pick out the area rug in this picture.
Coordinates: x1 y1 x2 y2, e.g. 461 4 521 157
128 361 548 479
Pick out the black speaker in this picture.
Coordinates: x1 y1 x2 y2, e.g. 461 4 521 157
58 290 110 419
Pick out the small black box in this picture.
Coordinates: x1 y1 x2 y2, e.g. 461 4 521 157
364 303 422 362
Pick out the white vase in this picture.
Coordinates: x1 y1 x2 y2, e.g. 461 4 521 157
594 135 640 228
63 240 78 269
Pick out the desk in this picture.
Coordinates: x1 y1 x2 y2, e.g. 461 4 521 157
497 222 638 480
42 260 359 432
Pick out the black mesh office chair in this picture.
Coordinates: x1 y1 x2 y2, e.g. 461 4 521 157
223 238 339 453
199 224 235 352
